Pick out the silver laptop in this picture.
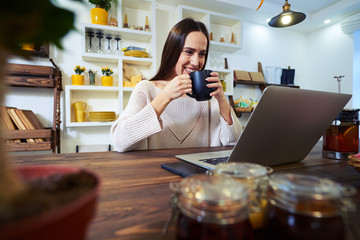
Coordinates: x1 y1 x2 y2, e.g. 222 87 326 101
176 86 351 170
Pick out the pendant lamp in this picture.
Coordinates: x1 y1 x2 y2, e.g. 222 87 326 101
268 0 306 27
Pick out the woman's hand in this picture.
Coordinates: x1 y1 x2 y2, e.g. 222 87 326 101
206 71 233 125
151 74 192 117
206 71 225 101
162 74 192 100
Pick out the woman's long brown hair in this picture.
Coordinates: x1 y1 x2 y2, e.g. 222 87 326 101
150 18 209 81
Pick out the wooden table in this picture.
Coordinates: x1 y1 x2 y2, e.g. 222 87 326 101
10 144 360 240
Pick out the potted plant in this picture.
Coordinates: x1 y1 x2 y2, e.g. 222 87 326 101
72 65 86 85
0 1 100 239
101 67 114 86
89 0 113 25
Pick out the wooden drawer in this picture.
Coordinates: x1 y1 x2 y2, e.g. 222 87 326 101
4 63 59 88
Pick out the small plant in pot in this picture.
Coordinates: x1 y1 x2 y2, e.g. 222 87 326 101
101 67 114 86
89 0 113 25
72 65 86 85
0 1 100 239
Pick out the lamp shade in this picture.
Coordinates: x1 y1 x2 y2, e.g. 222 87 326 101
268 0 306 28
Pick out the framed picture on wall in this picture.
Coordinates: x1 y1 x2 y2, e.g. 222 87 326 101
21 42 49 58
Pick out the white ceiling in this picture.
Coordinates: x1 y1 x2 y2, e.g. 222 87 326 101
157 0 360 33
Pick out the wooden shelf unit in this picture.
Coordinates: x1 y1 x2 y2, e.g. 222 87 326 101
4 62 62 153
229 80 300 118
234 80 299 92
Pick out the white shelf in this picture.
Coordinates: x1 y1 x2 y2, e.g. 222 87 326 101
123 87 135 91
65 85 121 127
67 0 156 128
66 121 114 128
82 52 119 63
210 41 242 52
65 85 120 91
123 56 154 66
83 23 153 42
122 0 154 10
211 68 232 74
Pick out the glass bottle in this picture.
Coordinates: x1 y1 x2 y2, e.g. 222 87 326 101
220 74 226 92
171 175 254 240
264 173 355 240
212 162 272 230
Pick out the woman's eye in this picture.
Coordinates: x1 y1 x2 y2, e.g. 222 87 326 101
199 52 206 57
185 50 193 54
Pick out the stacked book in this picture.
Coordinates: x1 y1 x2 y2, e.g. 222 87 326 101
0 106 45 143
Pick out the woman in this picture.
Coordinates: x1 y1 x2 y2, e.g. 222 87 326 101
111 18 242 152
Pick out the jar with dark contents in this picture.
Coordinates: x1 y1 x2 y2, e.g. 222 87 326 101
211 162 272 230
323 109 359 159
171 175 254 240
264 173 355 240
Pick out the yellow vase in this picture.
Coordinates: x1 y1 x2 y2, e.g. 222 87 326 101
71 75 84 85
101 76 113 86
90 8 108 25
21 43 35 51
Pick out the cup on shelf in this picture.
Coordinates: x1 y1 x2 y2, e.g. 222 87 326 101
75 110 88 122
73 101 87 111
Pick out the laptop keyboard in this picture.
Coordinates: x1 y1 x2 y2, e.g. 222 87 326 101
199 156 229 165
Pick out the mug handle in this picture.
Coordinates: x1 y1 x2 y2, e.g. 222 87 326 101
83 102 87 110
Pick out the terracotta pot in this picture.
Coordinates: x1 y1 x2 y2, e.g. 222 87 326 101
101 76 113 86
90 7 108 25
71 74 84 85
0 165 100 240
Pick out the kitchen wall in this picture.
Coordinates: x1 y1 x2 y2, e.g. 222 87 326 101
4 1 356 153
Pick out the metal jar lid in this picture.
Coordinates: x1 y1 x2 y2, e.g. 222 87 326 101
336 109 359 122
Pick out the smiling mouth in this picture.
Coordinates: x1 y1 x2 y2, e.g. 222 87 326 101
185 67 197 74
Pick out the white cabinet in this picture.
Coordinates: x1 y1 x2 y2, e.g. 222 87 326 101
65 2 242 128
65 0 156 127
178 5 243 96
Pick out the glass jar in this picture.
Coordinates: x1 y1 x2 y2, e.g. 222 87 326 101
264 173 355 240
212 162 272 230
323 109 359 159
171 175 254 240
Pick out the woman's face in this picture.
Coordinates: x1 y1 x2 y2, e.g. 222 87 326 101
174 31 207 76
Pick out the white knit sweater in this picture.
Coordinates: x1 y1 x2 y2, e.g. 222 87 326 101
110 80 242 152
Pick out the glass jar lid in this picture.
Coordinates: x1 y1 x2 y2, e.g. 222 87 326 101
213 162 271 179
176 174 248 205
269 173 342 200
172 175 250 224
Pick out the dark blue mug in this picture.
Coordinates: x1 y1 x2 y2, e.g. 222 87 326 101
187 70 216 101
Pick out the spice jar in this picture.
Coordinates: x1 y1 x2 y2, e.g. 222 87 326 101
170 175 254 240
264 173 356 240
323 109 359 159
212 162 272 230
